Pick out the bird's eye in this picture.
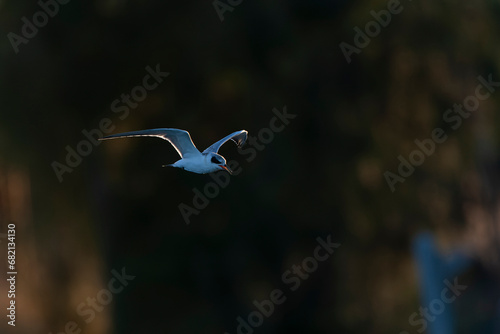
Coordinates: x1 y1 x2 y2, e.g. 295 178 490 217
211 156 221 164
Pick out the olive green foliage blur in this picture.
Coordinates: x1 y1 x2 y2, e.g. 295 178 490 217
1 0 500 333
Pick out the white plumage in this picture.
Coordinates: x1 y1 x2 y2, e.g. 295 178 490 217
99 128 248 174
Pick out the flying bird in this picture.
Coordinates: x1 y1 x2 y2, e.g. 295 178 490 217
99 128 248 174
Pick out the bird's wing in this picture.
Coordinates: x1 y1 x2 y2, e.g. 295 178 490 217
99 128 201 158
202 130 248 154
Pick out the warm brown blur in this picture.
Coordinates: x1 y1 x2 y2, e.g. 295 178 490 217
1 0 500 333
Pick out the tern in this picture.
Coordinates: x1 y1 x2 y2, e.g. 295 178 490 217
99 128 248 174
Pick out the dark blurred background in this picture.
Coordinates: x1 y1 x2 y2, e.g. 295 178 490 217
1 0 500 333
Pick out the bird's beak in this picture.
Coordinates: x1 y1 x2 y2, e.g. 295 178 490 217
219 165 233 175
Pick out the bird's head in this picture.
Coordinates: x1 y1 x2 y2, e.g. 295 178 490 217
207 153 232 174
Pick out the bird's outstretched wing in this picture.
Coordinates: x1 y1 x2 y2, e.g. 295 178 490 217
202 130 248 154
99 128 201 158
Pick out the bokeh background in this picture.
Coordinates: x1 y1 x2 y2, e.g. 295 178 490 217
1 0 500 333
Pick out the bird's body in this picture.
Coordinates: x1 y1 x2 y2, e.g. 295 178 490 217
167 153 225 174
99 128 247 174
